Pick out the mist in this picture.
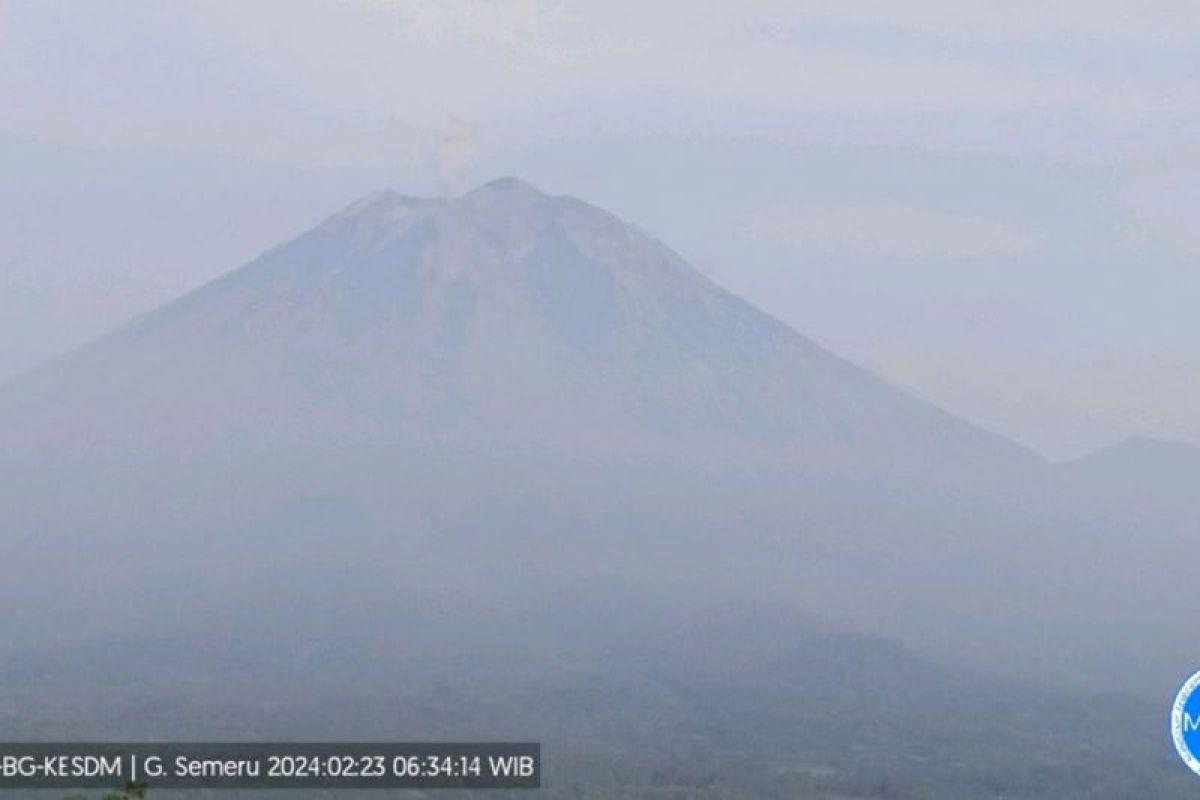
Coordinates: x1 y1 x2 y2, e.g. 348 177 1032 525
2 3 1198 798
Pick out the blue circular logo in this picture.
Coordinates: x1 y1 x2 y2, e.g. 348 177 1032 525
1172 670 1200 776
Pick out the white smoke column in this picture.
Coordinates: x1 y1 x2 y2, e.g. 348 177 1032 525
437 115 480 195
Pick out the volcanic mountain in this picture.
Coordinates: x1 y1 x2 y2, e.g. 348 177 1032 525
1 178 1194 717
0 177 1037 482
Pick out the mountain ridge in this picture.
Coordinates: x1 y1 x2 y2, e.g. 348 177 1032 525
1070 434 1200 464
0 178 1041 483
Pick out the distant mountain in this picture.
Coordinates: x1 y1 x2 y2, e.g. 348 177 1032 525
0 180 1195 785
1059 435 1200 514
4 178 1193 693
1069 435 1200 477
0 177 1037 483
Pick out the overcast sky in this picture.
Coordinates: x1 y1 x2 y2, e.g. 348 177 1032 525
2 0 1198 458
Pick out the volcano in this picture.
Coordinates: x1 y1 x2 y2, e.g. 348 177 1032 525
1 177 1037 482
0 179 1193 754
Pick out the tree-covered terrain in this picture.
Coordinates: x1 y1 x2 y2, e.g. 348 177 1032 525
16 630 1191 799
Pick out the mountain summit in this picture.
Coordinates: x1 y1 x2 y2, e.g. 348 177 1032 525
0 178 1036 479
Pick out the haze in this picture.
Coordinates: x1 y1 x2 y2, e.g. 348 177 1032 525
3 0 1198 459
5 6 1200 797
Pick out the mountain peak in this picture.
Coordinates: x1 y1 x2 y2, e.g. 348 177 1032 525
0 178 1039 484
336 189 406 216
324 189 440 238
467 176 546 199
326 178 553 232
455 176 554 224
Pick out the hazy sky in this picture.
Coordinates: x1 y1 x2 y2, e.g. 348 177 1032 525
2 0 1198 458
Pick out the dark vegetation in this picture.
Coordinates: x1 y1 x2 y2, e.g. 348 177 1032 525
14 631 1190 799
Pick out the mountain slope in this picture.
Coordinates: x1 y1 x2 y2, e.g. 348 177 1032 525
1 178 1037 481
0 178 1193 725
1067 435 1200 483
1057 435 1200 520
